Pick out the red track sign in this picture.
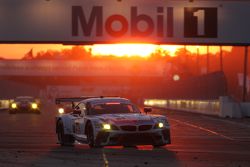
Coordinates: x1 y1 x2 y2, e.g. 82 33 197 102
0 0 250 45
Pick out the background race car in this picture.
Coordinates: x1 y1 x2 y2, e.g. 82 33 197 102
9 96 40 114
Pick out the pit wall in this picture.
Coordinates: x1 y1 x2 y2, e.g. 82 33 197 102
144 96 250 118
0 100 10 110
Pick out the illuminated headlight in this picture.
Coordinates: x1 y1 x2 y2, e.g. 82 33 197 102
154 122 165 129
58 108 64 114
103 124 111 130
31 103 38 109
11 103 17 109
158 122 164 128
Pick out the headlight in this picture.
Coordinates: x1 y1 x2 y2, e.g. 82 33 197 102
103 124 111 130
158 122 164 128
58 108 64 114
31 103 38 109
11 103 17 109
154 122 165 129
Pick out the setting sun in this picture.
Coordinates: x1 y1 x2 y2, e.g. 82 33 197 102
90 44 157 58
0 44 232 59
88 44 231 58
89 44 181 58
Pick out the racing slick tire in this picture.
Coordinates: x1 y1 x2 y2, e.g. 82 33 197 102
86 124 102 148
57 120 75 146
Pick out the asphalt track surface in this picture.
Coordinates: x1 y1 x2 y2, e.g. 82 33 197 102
0 105 250 167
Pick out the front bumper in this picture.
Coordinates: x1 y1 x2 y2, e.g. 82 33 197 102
9 107 40 113
95 128 171 146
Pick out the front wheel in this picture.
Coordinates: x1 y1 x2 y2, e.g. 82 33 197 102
86 124 102 148
57 120 75 146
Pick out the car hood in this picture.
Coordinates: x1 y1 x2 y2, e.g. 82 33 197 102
17 102 31 106
93 113 165 125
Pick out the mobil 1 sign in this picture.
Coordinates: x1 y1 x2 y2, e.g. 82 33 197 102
0 0 250 45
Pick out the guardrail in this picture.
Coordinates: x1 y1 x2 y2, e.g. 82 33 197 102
144 99 220 116
0 99 10 110
144 96 247 118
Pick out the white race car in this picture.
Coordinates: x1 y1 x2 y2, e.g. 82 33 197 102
55 97 171 147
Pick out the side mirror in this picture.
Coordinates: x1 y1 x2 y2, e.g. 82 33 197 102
71 102 76 109
144 107 152 114
73 106 81 115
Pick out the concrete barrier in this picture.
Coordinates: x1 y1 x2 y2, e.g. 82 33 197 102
144 99 220 116
0 99 10 110
144 96 250 118
219 96 242 118
239 103 250 117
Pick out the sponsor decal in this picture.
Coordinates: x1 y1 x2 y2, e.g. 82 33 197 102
98 114 153 124
184 7 217 38
72 6 218 39
72 6 174 38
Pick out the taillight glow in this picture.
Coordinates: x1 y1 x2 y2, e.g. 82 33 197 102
105 102 121 105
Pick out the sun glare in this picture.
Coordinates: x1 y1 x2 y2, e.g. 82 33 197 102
87 44 232 58
90 44 156 57
0 44 232 59
89 44 181 58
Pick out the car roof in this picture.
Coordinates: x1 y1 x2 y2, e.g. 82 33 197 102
14 96 35 102
82 97 131 104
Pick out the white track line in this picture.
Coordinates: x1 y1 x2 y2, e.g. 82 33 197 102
170 118 235 141
102 150 109 167
201 115 250 129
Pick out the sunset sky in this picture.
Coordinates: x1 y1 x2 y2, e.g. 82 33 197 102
0 44 231 59
0 44 73 59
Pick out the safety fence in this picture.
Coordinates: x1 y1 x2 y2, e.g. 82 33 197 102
144 96 250 118
144 99 221 116
0 99 10 110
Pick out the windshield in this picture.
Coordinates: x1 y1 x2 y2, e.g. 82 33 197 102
89 103 139 115
15 97 35 102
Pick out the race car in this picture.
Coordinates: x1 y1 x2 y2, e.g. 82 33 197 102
55 96 171 147
9 96 40 114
